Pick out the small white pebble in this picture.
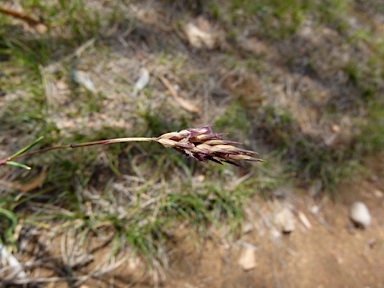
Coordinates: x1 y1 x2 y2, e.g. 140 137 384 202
310 205 319 214
349 201 371 228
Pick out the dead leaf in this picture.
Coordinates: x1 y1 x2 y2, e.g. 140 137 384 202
185 23 215 49
184 17 221 50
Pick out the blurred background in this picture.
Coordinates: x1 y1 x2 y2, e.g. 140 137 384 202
0 0 383 287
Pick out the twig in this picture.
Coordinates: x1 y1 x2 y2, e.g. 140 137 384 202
0 7 41 26
297 210 312 230
158 75 201 114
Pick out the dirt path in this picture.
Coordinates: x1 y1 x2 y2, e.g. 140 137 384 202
163 175 383 288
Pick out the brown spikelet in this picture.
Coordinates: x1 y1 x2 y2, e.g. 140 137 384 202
156 126 263 165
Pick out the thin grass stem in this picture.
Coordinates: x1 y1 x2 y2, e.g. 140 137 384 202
0 137 156 166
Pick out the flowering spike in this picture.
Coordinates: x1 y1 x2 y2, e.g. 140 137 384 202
156 126 263 165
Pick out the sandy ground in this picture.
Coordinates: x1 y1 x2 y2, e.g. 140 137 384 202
74 155 383 288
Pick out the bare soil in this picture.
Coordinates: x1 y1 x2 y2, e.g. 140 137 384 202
79 155 383 288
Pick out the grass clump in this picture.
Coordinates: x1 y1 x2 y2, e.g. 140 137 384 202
207 0 349 39
355 100 384 153
253 104 364 191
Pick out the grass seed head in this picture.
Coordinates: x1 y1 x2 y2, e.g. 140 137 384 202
156 126 263 165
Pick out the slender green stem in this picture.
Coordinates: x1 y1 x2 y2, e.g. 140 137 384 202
0 145 69 166
19 145 70 158
0 137 156 166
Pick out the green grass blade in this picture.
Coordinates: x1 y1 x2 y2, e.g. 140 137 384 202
10 136 44 158
0 208 17 228
5 161 31 170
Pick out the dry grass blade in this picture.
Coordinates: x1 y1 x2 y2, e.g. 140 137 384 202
158 75 201 114
156 126 263 165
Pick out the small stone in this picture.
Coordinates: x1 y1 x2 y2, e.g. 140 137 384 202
349 202 371 229
275 207 296 234
238 247 256 271
373 189 383 198
242 222 253 234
